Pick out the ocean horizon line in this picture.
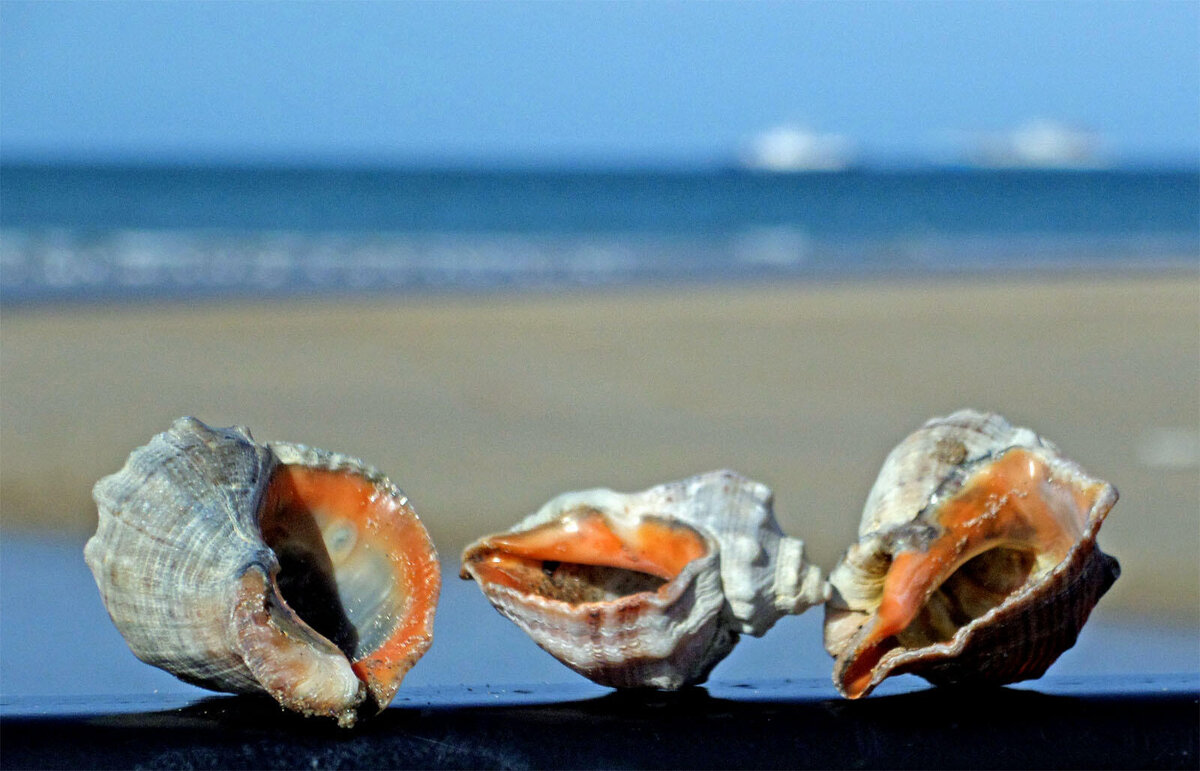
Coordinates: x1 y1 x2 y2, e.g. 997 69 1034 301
3 155 1199 176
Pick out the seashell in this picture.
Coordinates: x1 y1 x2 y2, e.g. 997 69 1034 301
460 470 827 689
824 409 1120 699
84 417 440 727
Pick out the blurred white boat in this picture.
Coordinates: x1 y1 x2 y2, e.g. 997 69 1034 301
971 119 1106 168
740 125 855 172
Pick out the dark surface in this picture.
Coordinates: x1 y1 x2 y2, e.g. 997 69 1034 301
3 676 1197 770
3 536 1198 769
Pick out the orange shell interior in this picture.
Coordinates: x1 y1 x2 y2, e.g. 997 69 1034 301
258 464 439 708
463 508 708 603
839 448 1106 698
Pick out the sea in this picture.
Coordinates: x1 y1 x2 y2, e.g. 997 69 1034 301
1 164 1197 304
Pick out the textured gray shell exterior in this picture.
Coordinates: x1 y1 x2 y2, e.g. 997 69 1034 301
85 417 280 693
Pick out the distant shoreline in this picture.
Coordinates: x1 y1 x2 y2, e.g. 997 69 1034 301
3 255 1197 311
3 225 1196 308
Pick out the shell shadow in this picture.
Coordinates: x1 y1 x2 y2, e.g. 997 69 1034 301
9 683 1196 769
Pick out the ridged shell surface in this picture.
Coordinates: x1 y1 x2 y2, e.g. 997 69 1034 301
824 409 1119 698
461 470 827 689
85 417 440 726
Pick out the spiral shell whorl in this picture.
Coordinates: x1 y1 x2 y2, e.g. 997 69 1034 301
86 418 279 692
856 409 1049 538
637 470 825 636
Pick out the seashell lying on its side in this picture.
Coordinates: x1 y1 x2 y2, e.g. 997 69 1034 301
85 418 440 727
460 470 827 689
825 409 1120 699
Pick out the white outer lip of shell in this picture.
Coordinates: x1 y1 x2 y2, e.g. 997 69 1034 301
469 536 728 689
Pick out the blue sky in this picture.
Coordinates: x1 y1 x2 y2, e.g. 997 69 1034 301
2 1 1197 166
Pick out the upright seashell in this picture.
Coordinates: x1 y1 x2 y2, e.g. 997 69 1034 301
460 470 827 689
84 418 440 727
824 409 1120 699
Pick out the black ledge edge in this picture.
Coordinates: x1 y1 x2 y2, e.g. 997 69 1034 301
2 676 1197 770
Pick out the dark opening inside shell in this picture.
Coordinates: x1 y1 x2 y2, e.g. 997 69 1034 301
462 507 708 604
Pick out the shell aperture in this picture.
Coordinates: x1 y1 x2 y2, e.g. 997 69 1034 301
463 508 708 600
825 410 1120 699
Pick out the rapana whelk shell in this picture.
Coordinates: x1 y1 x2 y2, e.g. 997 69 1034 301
824 409 1120 699
460 470 827 689
84 417 440 726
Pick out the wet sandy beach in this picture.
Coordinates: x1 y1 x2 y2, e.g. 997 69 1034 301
2 273 1197 621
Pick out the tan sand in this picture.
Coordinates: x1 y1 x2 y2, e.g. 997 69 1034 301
2 274 1197 620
